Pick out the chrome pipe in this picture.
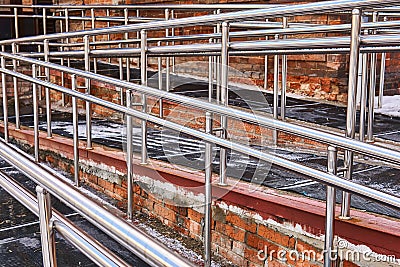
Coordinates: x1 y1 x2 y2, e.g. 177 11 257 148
140 30 148 165
71 75 79 187
4 53 400 166
157 41 163 118
12 43 20 129
124 8 130 84
219 22 229 186
359 53 368 142
126 90 134 220
367 51 377 142
84 35 92 149
0 142 194 267
32 64 39 162
44 39 52 138
165 9 171 93
208 38 214 102
118 43 124 106
36 186 57 267
215 9 221 104
106 9 111 64
59 15 65 106
1 56 8 143
280 17 288 121
367 12 378 142
378 51 386 109
341 9 361 220
3 0 399 46
0 171 129 267
263 20 268 91
171 9 176 73
91 8 97 74
273 34 279 146
2 68 400 211
204 112 213 267
14 8 19 39
324 146 337 267
42 8 47 35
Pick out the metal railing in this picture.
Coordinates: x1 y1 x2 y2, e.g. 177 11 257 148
0 1 400 266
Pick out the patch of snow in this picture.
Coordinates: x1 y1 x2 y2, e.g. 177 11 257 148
375 95 400 117
18 237 40 249
137 221 221 267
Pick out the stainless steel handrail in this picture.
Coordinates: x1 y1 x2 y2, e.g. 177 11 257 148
0 0 398 45
0 141 194 267
2 51 400 166
0 171 130 267
1 63 399 211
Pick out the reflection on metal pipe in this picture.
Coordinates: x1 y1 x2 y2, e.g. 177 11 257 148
273 34 279 146
12 43 20 129
32 64 39 162
341 9 361 220
324 146 337 267
281 17 288 121
219 22 229 186
44 39 51 138
359 53 368 142
84 35 92 149
71 75 79 187
1 56 8 142
204 112 213 267
140 30 148 165
126 90 134 220
36 186 57 267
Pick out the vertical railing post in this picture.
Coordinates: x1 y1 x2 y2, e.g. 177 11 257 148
36 186 57 267
32 64 39 162
84 35 92 149
359 52 368 142
140 30 148 164
157 41 163 118
324 146 337 267
91 8 97 74
42 8 47 35
165 9 170 92
106 9 111 63
59 12 66 106
44 39 52 138
126 89 134 220
204 112 213 267
208 38 214 103
12 42 20 129
215 9 221 104
1 56 8 142
378 16 387 109
118 43 124 105
263 19 269 91
367 11 378 142
13 8 19 54
124 8 130 83
273 34 280 146
341 9 361 219
171 9 176 73
219 21 229 186
71 75 80 187
281 17 288 121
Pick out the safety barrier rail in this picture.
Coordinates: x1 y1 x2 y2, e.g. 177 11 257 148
0 0 400 266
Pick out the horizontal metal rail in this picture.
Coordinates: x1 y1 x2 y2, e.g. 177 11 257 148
0 140 193 267
0 0 398 45
0 171 130 267
2 51 400 167
0 66 399 211
16 34 400 59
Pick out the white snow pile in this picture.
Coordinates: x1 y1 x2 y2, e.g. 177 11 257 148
375 95 400 117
